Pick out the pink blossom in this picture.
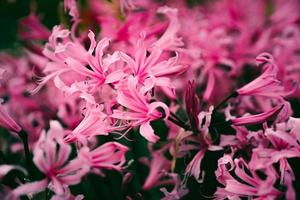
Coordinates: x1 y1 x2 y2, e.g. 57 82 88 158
237 53 292 98
215 156 282 199
33 28 122 94
64 104 114 144
111 76 169 142
119 33 188 91
79 142 128 172
153 6 183 51
12 121 90 197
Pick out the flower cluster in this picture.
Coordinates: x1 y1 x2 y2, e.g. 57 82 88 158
0 0 300 199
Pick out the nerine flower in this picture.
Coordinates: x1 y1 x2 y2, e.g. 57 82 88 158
119 33 188 92
33 27 122 94
64 104 115 144
111 76 169 142
185 106 223 182
215 156 282 199
237 53 292 98
12 121 90 197
12 121 128 198
248 117 300 190
79 142 128 172
152 6 184 51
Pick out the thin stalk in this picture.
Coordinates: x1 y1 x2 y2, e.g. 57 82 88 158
170 112 187 127
17 130 33 180
168 116 191 131
214 91 238 110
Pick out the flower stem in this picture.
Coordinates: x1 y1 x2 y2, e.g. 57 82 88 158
214 91 238 110
17 130 33 180
170 111 186 126
168 116 191 131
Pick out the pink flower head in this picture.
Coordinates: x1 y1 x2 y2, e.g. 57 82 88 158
248 117 300 181
64 104 114 144
215 156 282 199
237 53 292 98
13 121 90 197
119 33 188 91
153 6 183 51
79 142 128 172
33 28 122 95
112 76 169 142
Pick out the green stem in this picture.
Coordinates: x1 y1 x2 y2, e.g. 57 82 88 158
17 130 33 180
170 112 187 126
168 116 191 131
214 91 238 110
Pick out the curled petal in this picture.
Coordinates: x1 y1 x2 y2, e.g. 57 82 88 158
140 121 160 143
148 101 170 120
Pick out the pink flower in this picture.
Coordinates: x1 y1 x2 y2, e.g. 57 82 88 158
12 121 90 197
111 76 169 142
33 28 122 94
237 53 292 98
153 6 183 51
119 33 188 91
79 142 128 172
215 156 282 199
248 117 300 188
64 104 115 144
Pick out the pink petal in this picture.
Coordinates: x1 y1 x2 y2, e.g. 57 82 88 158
140 121 159 143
